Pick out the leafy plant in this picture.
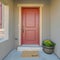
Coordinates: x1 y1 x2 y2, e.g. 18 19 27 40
42 40 56 47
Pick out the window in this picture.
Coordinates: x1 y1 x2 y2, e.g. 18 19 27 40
0 2 9 43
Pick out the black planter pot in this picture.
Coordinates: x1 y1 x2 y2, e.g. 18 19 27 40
42 45 54 54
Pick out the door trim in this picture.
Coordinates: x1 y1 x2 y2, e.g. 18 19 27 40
18 4 43 46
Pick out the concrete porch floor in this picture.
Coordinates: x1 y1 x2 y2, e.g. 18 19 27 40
4 46 59 60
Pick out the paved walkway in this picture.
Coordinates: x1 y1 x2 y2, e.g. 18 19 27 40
4 49 59 60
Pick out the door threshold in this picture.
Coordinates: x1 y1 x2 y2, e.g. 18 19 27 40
17 46 42 51
21 44 40 47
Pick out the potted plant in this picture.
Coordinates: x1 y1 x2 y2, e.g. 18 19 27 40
42 40 56 54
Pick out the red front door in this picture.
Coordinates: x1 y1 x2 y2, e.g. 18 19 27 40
21 7 40 45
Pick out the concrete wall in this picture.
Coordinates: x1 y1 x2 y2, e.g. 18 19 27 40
0 0 15 60
14 0 50 47
50 0 60 58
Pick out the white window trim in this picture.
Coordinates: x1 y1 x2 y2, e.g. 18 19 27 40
0 29 4 31
0 4 9 43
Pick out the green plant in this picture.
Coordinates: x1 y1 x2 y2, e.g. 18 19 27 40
42 40 56 47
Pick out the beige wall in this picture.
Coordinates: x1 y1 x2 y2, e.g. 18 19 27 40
0 0 15 60
14 0 50 47
50 0 60 58
42 4 50 40
14 0 50 4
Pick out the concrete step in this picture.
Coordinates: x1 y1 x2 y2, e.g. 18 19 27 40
17 45 42 51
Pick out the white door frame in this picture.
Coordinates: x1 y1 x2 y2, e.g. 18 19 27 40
17 4 43 46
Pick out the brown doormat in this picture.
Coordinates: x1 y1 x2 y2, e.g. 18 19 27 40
21 51 39 58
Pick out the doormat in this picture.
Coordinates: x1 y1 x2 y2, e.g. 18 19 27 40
21 51 39 58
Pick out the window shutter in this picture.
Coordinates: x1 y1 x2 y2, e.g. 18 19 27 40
0 2 2 28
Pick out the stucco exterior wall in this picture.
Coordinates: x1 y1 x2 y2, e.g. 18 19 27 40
14 0 50 4
0 0 15 60
14 0 50 47
50 0 60 58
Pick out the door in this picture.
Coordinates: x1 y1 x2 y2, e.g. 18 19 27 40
21 7 40 44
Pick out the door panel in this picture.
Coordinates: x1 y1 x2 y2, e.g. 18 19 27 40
21 7 40 44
